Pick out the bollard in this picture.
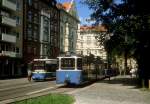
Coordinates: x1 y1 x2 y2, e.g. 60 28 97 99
142 79 145 88
149 80 150 89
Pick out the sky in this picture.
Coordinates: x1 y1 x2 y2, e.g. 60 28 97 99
57 0 93 25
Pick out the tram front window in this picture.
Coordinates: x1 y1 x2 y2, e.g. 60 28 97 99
61 58 75 70
33 61 45 70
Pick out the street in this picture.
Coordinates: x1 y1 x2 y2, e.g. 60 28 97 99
0 78 59 101
0 78 80 104
1 76 150 104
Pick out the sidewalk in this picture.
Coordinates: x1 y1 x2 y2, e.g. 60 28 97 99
72 75 150 104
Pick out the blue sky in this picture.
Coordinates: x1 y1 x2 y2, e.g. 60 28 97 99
57 0 93 25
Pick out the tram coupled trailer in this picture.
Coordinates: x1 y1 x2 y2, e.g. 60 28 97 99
56 55 83 85
32 59 57 80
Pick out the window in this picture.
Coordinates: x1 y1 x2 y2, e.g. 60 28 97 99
28 0 32 6
27 46 31 54
6 45 9 51
77 58 82 70
34 2 38 9
34 13 38 24
16 0 21 11
33 47 36 55
1 44 5 51
43 45 47 55
61 58 75 70
28 11 32 22
81 42 83 48
16 47 20 53
87 36 91 45
95 50 97 55
16 16 21 25
27 24 32 39
16 32 20 39
87 50 90 55
43 34 48 42
33 26 38 41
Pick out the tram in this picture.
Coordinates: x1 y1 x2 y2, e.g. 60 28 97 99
56 54 84 85
32 59 57 80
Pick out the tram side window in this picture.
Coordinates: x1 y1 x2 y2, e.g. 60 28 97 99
45 64 57 72
61 58 75 70
77 58 82 70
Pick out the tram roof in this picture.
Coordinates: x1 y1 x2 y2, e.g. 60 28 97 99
57 56 82 59
33 59 57 61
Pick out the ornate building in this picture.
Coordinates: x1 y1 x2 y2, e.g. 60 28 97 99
57 0 79 54
76 25 107 60
23 0 59 64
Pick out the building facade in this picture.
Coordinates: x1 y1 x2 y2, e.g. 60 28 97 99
0 0 23 78
39 1 60 59
23 0 59 65
76 26 107 60
58 1 79 54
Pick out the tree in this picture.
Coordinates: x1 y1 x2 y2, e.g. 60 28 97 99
82 0 150 87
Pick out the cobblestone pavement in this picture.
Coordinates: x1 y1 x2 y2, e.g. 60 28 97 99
72 76 150 104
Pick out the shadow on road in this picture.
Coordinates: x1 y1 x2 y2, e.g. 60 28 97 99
97 76 139 89
58 80 98 89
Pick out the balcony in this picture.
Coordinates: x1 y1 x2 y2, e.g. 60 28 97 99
1 51 16 57
1 33 16 43
2 0 16 11
2 16 16 27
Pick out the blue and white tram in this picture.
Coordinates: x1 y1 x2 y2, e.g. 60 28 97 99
32 59 57 80
56 55 83 85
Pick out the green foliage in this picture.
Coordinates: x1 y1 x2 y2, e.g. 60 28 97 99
13 94 74 104
83 0 150 80
82 0 149 58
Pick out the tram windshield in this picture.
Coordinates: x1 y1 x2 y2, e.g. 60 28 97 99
33 61 45 70
61 58 75 70
60 58 82 70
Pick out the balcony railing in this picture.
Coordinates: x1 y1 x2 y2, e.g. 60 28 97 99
1 33 16 43
1 51 16 57
2 16 16 27
2 0 16 11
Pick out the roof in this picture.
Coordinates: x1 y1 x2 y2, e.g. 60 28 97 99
56 2 72 11
80 25 107 32
63 2 72 11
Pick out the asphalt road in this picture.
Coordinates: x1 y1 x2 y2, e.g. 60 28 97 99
0 78 59 101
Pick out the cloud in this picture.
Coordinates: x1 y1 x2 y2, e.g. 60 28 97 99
79 17 96 25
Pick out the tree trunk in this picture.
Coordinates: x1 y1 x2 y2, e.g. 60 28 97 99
124 47 128 75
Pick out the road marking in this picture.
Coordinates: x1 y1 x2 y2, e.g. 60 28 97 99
26 87 54 95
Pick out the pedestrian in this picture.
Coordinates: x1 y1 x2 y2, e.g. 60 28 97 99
130 67 137 78
27 61 33 82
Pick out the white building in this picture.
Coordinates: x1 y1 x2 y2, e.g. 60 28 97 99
76 25 107 60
